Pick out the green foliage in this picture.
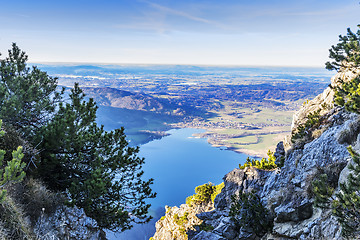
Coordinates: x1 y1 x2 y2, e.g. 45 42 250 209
291 109 322 143
212 182 224 202
313 146 360 237
0 43 62 139
0 120 26 202
239 150 277 170
173 212 189 226
36 83 156 232
334 75 360 113
325 27 360 71
312 174 334 209
278 155 285 168
0 44 156 233
197 222 214 232
229 191 273 237
186 182 224 207
173 212 189 239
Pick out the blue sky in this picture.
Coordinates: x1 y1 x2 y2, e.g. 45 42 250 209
0 0 359 66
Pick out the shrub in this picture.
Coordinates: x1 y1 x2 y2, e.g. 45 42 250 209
186 182 224 207
173 212 189 226
0 120 26 202
197 222 214 232
239 150 277 170
291 109 322 143
229 191 273 238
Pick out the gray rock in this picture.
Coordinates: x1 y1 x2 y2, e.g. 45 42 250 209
191 231 226 240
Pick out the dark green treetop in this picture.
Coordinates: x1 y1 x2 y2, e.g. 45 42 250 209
0 43 62 139
229 191 273 238
0 44 156 233
325 27 360 71
36 83 156 232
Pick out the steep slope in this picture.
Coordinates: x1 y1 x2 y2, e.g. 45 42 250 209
152 66 360 239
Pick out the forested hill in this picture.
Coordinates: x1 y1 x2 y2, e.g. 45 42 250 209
82 86 170 113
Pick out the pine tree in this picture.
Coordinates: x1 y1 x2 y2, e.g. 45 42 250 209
313 146 360 237
0 43 62 139
313 24 360 237
229 191 273 238
333 146 360 237
334 75 360 113
325 27 360 71
36 83 156 232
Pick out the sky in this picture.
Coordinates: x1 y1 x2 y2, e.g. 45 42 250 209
0 0 359 67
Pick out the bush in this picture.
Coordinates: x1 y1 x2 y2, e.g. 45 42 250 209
197 222 214 232
229 191 273 238
173 212 189 226
239 150 277 170
0 120 26 202
186 182 224 207
291 109 323 144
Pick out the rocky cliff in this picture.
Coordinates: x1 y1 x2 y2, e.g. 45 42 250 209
152 66 360 240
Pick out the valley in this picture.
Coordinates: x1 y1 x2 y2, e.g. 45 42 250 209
39 64 332 156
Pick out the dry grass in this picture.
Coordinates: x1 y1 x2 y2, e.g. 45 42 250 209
0 194 35 239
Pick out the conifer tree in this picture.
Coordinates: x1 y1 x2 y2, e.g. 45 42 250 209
37 83 156 232
0 43 62 139
333 146 360 236
334 75 360 113
229 191 273 237
325 27 360 71
312 24 360 237
313 146 360 237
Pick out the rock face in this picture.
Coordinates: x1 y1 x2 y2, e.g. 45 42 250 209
152 66 360 239
151 203 214 240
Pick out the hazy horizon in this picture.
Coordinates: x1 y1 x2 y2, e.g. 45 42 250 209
31 61 330 68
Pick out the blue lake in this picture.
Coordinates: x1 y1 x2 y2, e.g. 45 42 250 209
110 128 249 240
140 128 248 208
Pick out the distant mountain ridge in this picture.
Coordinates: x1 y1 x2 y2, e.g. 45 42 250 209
82 86 185 115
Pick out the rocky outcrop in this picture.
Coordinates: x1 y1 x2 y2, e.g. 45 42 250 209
152 66 360 239
151 202 214 240
191 109 358 240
